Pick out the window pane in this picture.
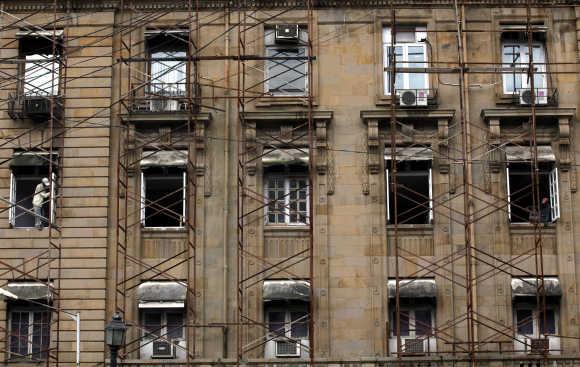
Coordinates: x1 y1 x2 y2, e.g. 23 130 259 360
392 311 410 336
290 312 308 338
503 45 522 93
268 312 286 336
414 310 432 337
150 51 186 95
540 309 556 335
267 47 307 94
266 177 287 224
516 309 533 335
166 312 184 339
144 312 163 337
31 311 50 359
407 46 427 90
10 311 29 358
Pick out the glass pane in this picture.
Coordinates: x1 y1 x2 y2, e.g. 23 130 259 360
407 46 427 90
503 45 521 92
540 309 556 335
392 311 410 336
166 312 184 339
516 309 533 335
150 51 186 95
290 312 308 338
268 311 286 336
144 312 163 337
267 47 307 94
414 309 432 337
10 311 28 358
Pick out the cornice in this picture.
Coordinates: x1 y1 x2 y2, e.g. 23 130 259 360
2 0 576 13
360 109 455 123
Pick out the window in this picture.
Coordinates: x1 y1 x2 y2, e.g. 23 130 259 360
267 308 308 340
386 148 433 224
140 150 187 228
505 146 559 223
9 153 57 228
146 30 188 111
264 166 308 225
390 308 433 338
383 26 428 95
9 307 51 360
141 166 186 228
142 310 184 340
515 306 557 336
265 26 308 95
501 30 547 95
19 32 62 96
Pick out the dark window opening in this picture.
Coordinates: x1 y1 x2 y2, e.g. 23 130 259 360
142 310 184 340
142 166 185 228
515 307 557 336
508 162 558 223
387 160 432 224
265 303 309 339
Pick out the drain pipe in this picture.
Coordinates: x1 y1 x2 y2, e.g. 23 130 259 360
222 7 231 360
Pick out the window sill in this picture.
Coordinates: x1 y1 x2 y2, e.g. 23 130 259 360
264 225 310 232
5 360 46 365
141 227 187 233
509 222 556 230
256 96 315 108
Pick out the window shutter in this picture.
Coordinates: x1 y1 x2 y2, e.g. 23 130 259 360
385 168 390 222
549 167 560 221
506 166 512 221
428 168 433 223
182 171 187 226
50 172 56 224
9 172 15 226
140 171 146 226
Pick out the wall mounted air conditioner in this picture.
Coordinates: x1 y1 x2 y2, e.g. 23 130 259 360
151 340 176 358
275 24 300 43
24 96 52 118
519 89 548 105
275 340 301 357
399 90 428 107
528 338 549 354
403 338 425 354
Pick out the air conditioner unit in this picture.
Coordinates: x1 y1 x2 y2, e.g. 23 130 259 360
519 89 548 105
528 338 549 354
275 340 301 357
403 338 425 354
150 99 179 112
151 340 176 358
24 96 52 117
275 24 300 43
399 90 428 107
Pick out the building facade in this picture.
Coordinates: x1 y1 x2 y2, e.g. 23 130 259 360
0 1 579 366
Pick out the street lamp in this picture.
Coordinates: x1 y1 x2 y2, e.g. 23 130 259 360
105 313 126 367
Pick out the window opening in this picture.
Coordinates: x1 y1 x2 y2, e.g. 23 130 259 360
265 26 308 95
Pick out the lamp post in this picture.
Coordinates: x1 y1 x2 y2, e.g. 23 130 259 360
105 313 126 367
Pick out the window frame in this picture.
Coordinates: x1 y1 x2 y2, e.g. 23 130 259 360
264 173 309 226
385 159 433 225
140 168 187 229
513 304 558 338
19 35 62 97
506 160 559 223
8 307 51 360
382 26 429 96
141 309 185 342
390 305 434 338
265 305 309 340
9 161 57 229
501 40 547 95
264 26 309 96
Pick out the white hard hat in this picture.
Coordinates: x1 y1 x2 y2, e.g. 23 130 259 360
41 177 50 185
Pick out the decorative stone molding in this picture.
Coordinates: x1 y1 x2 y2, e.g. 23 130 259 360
360 109 455 175
241 111 333 176
123 112 212 176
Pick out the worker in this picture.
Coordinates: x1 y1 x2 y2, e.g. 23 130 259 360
32 177 50 230
539 197 551 224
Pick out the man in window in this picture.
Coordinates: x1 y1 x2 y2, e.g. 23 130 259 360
32 177 50 230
